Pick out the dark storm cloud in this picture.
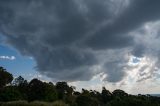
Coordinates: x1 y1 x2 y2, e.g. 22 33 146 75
0 0 160 82
131 44 146 57
85 0 160 50
103 60 126 82
0 0 111 81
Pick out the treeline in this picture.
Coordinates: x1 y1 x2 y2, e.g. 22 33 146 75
0 66 160 106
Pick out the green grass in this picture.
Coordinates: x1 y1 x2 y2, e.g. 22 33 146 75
0 100 69 106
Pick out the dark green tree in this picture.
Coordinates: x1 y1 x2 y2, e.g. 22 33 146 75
76 94 99 106
112 89 128 97
0 67 13 88
0 86 22 102
13 76 25 86
56 82 69 100
101 87 112 104
13 76 28 100
28 78 58 102
28 78 45 101
43 82 58 102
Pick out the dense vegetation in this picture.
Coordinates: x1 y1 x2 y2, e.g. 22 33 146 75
0 66 160 106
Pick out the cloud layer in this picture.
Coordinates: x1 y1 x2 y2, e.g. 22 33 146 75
0 0 160 82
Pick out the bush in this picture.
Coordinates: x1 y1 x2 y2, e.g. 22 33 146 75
0 86 22 102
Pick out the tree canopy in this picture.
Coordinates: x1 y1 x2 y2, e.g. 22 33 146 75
0 66 160 106
0 67 13 88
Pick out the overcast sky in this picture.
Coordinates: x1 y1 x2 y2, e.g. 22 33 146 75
1 0 160 94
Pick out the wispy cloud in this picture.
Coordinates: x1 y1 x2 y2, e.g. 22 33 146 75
0 56 16 60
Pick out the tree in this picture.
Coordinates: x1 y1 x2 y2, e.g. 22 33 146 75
28 78 44 101
0 86 22 102
13 76 25 86
13 76 28 100
101 87 112 104
0 67 13 88
81 89 90 96
112 89 128 97
76 95 99 106
43 82 58 102
28 78 58 102
56 82 69 100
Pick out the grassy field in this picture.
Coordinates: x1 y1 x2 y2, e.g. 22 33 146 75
0 101 69 106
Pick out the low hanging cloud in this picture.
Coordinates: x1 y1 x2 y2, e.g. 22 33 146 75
0 0 160 82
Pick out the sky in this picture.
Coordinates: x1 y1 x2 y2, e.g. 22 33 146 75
0 0 160 94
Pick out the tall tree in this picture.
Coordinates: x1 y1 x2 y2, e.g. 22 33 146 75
28 78 44 101
13 76 26 86
13 76 28 100
43 82 58 102
56 82 69 100
0 67 13 88
101 87 112 104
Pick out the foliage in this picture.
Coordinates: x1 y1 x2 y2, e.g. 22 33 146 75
43 82 58 102
28 78 58 102
0 67 13 88
12 76 28 100
101 87 112 103
0 66 160 106
0 86 22 102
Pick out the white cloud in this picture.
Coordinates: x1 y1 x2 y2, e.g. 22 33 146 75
0 55 16 60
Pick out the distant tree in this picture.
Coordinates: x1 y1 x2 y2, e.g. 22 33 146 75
43 82 58 102
74 88 100 106
73 91 81 96
1 66 160 105
101 87 112 104
76 95 99 106
28 78 58 102
0 67 13 88
0 86 22 102
81 89 90 96
13 76 28 100
13 76 25 86
90 90 102 105
112 89 128 97
28 78 44 101
65 86 75 104
56 82 69 100
56 82 76 103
